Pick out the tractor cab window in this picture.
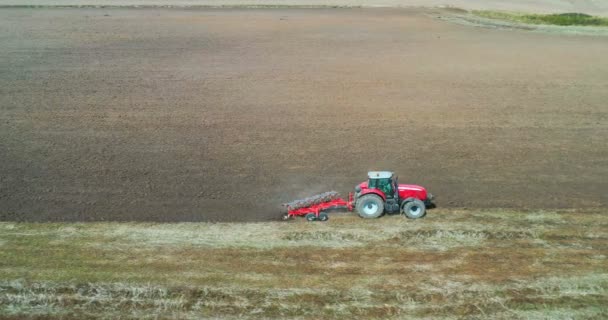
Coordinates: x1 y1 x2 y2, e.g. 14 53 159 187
369 178 394 197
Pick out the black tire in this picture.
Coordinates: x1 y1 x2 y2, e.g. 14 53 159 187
355 194 384 219
305 213 317 221
318 213 329 221
402 199 426 219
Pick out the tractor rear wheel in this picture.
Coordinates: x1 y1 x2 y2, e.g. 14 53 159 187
305 213 317 221
356 194 384 219
402 199 426 219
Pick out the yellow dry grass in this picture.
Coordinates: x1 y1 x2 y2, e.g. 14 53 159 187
0 208 607 319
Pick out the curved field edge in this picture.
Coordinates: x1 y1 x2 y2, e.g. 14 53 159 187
1 209 607 319
1 0 608 16
435 10 608 36
473 11 608 26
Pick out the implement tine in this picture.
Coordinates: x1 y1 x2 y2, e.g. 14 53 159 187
285 191 341 210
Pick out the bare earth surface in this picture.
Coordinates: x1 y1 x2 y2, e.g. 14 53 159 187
1 8 607 221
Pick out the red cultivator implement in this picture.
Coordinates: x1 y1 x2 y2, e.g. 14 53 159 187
282 191 354 221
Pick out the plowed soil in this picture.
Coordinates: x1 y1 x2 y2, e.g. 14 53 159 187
1 8 607 221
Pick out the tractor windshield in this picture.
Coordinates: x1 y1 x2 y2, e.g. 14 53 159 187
369 178 393 196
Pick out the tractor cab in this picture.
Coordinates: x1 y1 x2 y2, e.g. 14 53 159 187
366 171 398 199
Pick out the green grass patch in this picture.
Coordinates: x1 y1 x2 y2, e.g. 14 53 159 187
473 11 608 27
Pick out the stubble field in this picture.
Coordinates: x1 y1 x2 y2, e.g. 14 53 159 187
1 209 607 319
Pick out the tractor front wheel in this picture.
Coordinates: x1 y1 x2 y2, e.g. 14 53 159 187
402 199 426 219
356 194 384 219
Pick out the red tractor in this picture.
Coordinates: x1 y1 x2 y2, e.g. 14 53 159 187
283 171 434 221
354 171 434 219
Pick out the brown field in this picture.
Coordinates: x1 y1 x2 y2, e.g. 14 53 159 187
1 8 607 222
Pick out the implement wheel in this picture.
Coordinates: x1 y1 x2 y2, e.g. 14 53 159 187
318 213 329 222
305 213 317 222
356 194 384 219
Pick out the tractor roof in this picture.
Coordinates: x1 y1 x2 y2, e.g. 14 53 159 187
368 171 393 179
